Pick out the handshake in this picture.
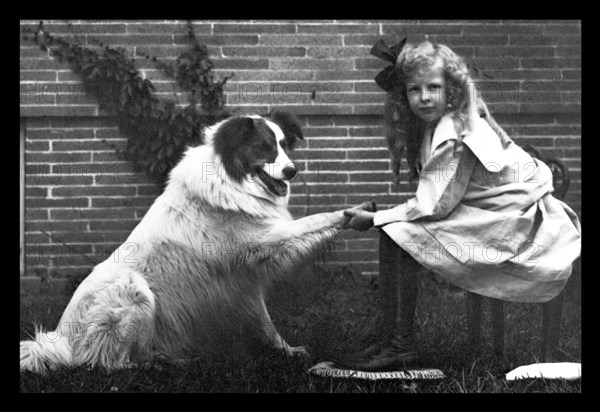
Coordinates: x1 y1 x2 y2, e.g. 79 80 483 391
341 201 377 232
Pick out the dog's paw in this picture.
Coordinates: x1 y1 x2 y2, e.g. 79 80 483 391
284 345 310 358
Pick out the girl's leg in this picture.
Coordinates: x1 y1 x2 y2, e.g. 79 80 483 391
339 229 420 371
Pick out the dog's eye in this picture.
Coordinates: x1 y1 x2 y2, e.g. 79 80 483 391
259 142 273 152
279 140 288 150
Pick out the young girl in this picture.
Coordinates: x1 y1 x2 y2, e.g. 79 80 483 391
341 40 581 371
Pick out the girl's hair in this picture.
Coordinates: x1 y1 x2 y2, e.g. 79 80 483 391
385 40 510 180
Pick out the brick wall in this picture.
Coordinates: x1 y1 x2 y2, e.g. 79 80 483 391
20 20 581 280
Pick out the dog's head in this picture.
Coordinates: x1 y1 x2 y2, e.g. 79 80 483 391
212 110 304 197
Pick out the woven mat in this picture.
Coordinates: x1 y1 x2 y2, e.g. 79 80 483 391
308 361 445 381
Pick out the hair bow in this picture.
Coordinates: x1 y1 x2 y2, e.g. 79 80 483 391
370 38 407 92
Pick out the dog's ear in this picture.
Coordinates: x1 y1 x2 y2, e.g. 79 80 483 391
269 110 304 150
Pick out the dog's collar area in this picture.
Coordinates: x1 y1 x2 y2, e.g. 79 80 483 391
255 167 288 197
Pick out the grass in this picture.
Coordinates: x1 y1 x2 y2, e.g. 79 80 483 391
20 265 581 393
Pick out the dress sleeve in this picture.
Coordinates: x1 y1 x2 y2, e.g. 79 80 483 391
373 139 475 226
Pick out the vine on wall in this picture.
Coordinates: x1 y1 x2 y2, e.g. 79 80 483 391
23 20 233 188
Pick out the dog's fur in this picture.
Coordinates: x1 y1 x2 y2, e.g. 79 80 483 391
20 111 355 374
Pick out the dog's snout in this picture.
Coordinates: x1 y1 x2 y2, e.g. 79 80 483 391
282 166 297 181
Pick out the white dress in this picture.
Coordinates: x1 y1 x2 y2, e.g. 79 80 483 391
373 114 581 303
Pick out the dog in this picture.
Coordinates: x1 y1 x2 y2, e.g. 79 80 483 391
21 111 370 374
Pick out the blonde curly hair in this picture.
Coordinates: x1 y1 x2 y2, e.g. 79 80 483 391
384 40 510 183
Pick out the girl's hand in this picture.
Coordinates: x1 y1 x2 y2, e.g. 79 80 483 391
342 209 375 231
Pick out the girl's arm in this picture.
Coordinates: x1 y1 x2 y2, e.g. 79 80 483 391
373 139 476 226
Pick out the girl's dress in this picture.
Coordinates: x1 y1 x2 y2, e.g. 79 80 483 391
373 114 581 302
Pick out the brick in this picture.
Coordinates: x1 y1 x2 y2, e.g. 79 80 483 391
89 220 139 231
269 58 353 71
53 231 129 243
222 70 314 82
295 171 349 183
91 197 155 208
289 194 347 206
214 58 269 70
21 105 99 117
343 34 391 46
26 220 88 232
27 152 92 163
26 141 50 151
475 46 555 58
510 35 580 46
25 187 48 198
315 70 378 81
349 172 394 182
555 137 582 147
51 117 117 128
307 46 371 59
51 208 135 220
26 175 94 186
214 23 296 34
298 24 378 34
334 116 383 126
260 34 342 46
24 163 51 175
20 71 56 81
519 103 580 114
52 186 136 197
95 173 150 185
347 149 391 159
90 34 173 45
26 197 88 208
222 46 306 57
307 160 389 172
521 58 580 69
268 105 353 116
562 70 581 80
354 82 382 93
52 140 123 151
543 24 581 35
174 34 259 46
381 23 462 35
33 22 128 34
127 23 199 34
26 243 92 256
20 58 63 71
433 35 509 46
328 250 379 262
463 24 544 35
137 185 162 196
308 137 387 149
26 129 95 140
135 45 204 58
354 104 386 115
302 127 348 138
556 45 581 58
25 232 51 244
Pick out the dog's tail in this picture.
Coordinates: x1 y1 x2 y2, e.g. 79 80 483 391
20 325 72 374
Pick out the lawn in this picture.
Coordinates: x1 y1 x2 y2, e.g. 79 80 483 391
20 265 581 393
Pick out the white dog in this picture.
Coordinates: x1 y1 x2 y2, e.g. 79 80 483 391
21 111 367 374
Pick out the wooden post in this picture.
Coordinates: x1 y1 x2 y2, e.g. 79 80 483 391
490 299 505 357
542 291 564 362
467 292 482 349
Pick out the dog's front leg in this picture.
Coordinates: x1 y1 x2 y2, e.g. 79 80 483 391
255 292 308 357
268 202 375 240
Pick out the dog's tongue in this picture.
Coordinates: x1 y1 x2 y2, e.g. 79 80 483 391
256 168 288 197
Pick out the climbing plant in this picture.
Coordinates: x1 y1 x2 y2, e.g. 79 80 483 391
22 20 233 188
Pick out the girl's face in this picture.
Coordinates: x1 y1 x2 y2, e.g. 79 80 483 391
406 63 447 126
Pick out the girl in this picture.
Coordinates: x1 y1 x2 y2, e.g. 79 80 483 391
341 40 581 371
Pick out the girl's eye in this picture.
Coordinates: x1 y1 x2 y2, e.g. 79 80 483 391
407 85 420 94
428 84 442 91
